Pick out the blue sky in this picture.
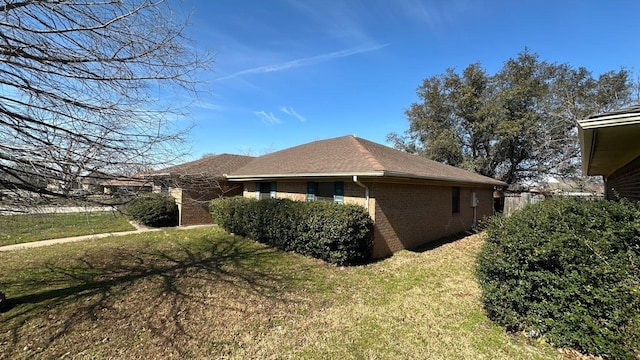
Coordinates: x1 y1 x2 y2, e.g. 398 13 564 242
173 0 640 160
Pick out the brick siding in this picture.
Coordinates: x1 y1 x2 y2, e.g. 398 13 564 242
242 179 494 259
172 181 244 226
605 155 640 201
369 183 493 258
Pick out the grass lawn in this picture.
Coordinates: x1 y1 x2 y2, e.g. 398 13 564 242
0 228 565 359
0 212 135 246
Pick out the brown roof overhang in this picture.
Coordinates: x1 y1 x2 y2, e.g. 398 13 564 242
578 108 640 177
226 170 506 187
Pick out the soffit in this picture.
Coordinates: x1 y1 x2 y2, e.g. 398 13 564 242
580 122 640 177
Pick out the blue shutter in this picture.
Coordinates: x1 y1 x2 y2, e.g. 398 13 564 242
306 182 316 202
270 182 277 199
254 182 260 200
334 181 344 204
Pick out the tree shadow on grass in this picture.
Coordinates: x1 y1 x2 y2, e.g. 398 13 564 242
0 231 312 358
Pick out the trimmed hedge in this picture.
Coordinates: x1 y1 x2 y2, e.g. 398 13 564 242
477 197 640 359
124 193 178 227
210 197 373 265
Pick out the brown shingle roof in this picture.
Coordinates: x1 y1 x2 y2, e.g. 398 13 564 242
153 154 255 179
228 136 506 187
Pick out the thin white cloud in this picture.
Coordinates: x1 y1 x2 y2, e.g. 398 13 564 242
194 99 223 111
215 43 388 81
394 0 471 32
285 1 376 46
254 110 282 125
280 106 306 122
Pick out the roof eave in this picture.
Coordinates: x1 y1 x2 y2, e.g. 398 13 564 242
578 113 640 177
225 171 384 181
577 123 595 176
147 172 224 178
226 170 505 187
579 112 640 130
382 170 507 187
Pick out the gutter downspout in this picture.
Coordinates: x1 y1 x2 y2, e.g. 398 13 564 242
352 175 369 212
471 191 478 229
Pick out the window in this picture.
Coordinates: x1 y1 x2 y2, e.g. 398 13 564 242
307 181 344 203
256 182 276 199
452 186 460 214
334 181 344 204
316 182 334 201
306 182 317 202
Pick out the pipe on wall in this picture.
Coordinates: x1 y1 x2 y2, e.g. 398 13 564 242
352 175 370 212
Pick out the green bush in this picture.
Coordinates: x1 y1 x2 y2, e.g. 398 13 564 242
210 197 373 265
296 201 373 264
477 197 640 359
125 193 178 227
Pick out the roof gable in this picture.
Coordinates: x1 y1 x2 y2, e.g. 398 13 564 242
229 135 506 186
154 154 255 179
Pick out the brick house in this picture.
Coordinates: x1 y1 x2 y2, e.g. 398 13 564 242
101 176 153 195
150 154 254 226
578 106 640 201
227 135 506 258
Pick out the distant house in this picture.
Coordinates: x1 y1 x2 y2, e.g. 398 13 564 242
538 176 603 197
101 177 153 195
77 171 113 194
501 177 604 216
227 135 506 259
578 106 640 200
150 154 255 226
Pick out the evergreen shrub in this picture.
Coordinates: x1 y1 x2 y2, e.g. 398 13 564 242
124 193 178 227
477 197 640 359
210 197 373 265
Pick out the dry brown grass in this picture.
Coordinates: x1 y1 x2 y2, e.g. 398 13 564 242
0 228 565 359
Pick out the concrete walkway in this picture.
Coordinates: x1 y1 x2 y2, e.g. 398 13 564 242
0 223 216 252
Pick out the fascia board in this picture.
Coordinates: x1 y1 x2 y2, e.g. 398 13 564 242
578 113 640 130
577 124 595 176
382 170 507 187
224 171 384 181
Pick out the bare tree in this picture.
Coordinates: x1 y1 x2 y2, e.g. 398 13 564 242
0 0 210 206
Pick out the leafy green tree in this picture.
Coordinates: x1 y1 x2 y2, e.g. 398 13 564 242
389 50 633 184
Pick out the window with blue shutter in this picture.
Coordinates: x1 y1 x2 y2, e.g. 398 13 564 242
334 181 344 204
257 182 275 200
306 182 316 202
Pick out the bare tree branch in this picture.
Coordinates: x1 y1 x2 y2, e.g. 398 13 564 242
0 0 212 205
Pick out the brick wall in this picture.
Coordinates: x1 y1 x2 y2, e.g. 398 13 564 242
173 181 244 226
370 183 494 258
240 179 494 259
605 155 640 201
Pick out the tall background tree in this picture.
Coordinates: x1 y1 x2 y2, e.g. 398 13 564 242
0 0 210 204
388 50 633 184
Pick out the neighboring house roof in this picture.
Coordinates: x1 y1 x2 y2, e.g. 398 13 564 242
508 176 603 195
152 154 255 179
227 135 506 187
79 170 113 185
101 179 152 187
578 105 640 177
